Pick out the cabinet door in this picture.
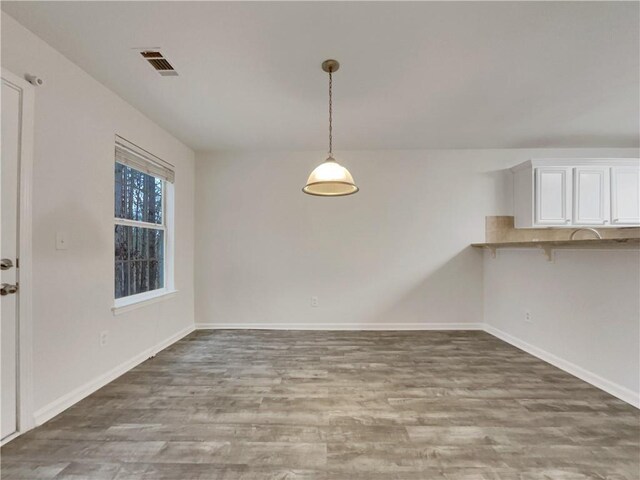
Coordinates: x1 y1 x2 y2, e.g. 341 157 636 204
611 166 640 225
535 168 571 225
573 167 610 225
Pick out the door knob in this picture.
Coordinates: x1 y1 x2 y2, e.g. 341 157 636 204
0 259 13 270
1 283 18 296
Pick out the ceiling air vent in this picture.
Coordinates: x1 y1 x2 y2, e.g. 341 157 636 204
140 51 178 76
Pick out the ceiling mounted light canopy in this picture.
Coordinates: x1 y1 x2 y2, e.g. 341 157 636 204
303 59 359 197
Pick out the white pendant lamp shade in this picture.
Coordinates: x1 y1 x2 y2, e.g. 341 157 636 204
303 59 359 197
303 156 359 196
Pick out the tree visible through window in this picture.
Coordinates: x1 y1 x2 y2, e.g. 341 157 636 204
114 162 165 299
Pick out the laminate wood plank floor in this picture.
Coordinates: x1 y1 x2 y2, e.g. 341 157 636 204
2 330 638 479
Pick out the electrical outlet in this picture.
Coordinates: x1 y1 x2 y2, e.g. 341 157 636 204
100 331 109 347
524 311 532 323
311 296 319 307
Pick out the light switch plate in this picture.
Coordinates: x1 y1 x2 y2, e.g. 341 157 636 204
56 231 68 250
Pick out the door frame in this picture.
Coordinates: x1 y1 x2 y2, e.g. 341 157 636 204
1 69 34 445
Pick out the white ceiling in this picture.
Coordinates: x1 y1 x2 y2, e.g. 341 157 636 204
3 1 639 151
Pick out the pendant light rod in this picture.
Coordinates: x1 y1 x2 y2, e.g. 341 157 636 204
329 69 332 155
322 59 339 156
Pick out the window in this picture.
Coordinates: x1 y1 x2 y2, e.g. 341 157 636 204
114 137 175 305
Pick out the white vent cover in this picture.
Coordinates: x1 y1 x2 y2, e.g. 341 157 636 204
140 51 178 76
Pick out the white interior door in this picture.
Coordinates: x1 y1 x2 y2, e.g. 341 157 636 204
1 76 22 440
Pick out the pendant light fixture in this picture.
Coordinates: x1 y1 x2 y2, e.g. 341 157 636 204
303 59 359 196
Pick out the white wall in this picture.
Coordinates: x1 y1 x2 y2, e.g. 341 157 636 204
195 148 638 335
3 9 638 421
484 248 640 405
1 13 195 422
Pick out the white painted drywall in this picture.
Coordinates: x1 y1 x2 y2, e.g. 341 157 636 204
1 13 195 418
483 248 640 404
194 148 638 332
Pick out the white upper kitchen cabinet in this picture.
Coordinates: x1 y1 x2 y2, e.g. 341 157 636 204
573 167 610 226
512 159 639 228
611 166 640 225
535 167 572 226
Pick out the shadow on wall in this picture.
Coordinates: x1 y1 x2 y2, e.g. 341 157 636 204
482 168 512 213
366 246 483 326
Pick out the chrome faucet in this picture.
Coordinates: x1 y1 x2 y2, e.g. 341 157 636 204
570 228 602 240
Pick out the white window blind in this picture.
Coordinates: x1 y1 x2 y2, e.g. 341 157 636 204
115 135 175 183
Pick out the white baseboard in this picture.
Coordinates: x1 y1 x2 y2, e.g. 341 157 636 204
484 324 639 408
32 324 195 427
0 430 21 447
195 322 485 331
151 324 194 356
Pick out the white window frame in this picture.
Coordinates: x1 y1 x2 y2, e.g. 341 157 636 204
112 137 176 314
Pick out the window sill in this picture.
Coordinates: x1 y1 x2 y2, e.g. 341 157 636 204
112 289 178 315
